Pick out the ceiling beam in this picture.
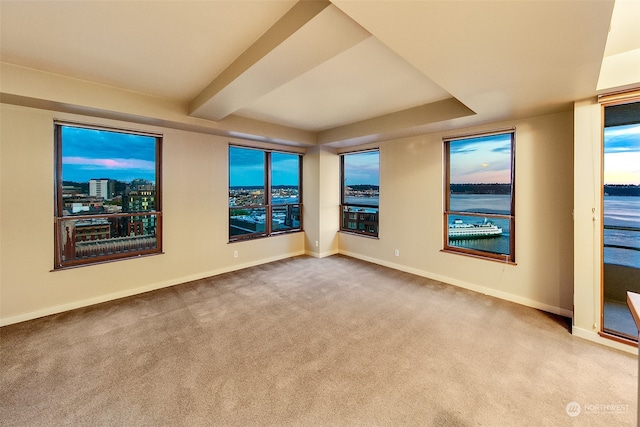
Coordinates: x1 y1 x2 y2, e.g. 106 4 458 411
189 0 370 123
317 98 476 146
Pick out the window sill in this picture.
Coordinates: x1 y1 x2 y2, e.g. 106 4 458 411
338 230 379 239
440 248 516 265
228 229 303 243
52 251 164 271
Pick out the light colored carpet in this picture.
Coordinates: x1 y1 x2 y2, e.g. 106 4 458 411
1 254 637 426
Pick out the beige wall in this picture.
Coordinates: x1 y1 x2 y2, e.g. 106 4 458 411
570 98 635 353
573 98 602 340
0 63 316 147
0 104 305 324
303 145 339 258
340 111 575 317
0 103 578 325
1 56 636 355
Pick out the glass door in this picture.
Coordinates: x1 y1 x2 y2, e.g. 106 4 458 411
602 97 640 341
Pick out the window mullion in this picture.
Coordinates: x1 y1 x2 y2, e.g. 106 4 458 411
265 151 272 236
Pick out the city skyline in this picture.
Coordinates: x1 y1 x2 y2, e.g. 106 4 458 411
62 126 156 183
604 123 640 185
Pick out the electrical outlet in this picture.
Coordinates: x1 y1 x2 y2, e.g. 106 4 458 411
394 249 400 257
233 250 238 258
315 240 319 247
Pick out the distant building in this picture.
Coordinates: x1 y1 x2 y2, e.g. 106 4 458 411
230 215 266 235
62 184 84 197
74 218 111 242
89 179 114 200
124 182 156 235
342 208 378 235
125 189 155 212
63 196 105 214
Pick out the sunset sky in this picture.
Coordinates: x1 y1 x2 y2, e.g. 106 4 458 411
604 123 640 185
62 122 638 187
449 133 512 184
62 126 156 183
343 150 380 186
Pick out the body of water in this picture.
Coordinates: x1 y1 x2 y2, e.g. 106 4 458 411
272 196 299 205
344 193 640 266
604 196 640 268
344 195 379 207
448 194 640 265
448 194 512 256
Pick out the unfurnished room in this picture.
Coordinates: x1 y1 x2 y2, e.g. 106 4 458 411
1 1 640 425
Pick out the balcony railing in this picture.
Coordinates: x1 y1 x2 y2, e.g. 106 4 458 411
604 224 640 271
340 205 379 237
229 204 301 240
604 225 640 252
75 235 157 259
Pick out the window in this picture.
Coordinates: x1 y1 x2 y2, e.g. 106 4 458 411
601 94 640 342
54 123 162 269
444 131 515 262
229 146 302 240
340 150 379 237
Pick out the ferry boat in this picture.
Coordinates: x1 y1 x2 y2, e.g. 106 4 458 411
448 218 503 240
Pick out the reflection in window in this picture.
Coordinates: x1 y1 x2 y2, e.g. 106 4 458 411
444 131 515 262
229 146 302 240
54 123 162 268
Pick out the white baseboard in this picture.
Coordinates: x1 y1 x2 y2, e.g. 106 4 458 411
305 248 339 259
572 326 638 355
0 250 305 327
339 250 574 319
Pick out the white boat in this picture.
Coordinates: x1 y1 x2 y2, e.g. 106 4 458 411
448 218 502 240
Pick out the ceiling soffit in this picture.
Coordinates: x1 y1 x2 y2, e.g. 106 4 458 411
189 1 367 120
1 1 627 146
188 1 468 137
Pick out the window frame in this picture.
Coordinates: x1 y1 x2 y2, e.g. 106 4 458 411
443 130 516 263
599 90 640 345
54 121 163 269
228 145 303 242
339 149 380 238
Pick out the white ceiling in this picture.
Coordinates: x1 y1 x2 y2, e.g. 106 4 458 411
597 0 640 92
604 0 640 56
1 0 638 145
0 0 298 102
235 35 451 132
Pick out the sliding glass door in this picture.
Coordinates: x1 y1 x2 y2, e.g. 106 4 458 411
602 97 640 341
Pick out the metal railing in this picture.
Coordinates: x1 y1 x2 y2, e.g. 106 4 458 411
340 205 379 237
604 225 640 252
74 235 157 259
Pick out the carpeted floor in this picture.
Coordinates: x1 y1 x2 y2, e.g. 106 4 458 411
1 255 637 426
